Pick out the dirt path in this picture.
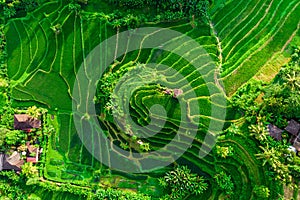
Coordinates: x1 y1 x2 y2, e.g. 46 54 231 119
209 20 226 96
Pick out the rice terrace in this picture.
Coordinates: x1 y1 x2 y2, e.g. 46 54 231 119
0 0 300 199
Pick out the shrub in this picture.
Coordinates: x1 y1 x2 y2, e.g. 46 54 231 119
214 171 234 195
253 185 270 199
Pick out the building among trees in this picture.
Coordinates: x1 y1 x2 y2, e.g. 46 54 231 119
0 151 24 172
14 114 41 131
285 119 300 136
267 124 283 141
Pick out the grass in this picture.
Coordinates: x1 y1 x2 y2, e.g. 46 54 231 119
57 113 70 154
14 71 71 109
6 21 22 78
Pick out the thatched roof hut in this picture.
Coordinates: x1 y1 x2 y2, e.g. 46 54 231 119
285 119 300 136
267 124 283 141
173 89 183 98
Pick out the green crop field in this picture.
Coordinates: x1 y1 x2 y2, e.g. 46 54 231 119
213 0 300 94
3 0 300 199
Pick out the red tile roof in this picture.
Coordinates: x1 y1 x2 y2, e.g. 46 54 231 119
26 157 37 163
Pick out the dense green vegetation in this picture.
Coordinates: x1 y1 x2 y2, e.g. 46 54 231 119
0 0 299 199
158 165 208 199
230 48 300 186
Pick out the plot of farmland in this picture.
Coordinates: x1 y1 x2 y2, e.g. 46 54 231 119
5 0 300 198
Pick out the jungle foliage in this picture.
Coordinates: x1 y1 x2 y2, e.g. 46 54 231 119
158 165 208 199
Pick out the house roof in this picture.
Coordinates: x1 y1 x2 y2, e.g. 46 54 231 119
173 89 183 98
14 114 41 130
26 157 37 163
285 119 300 136
6 151 21 165
268 124 283 140
0 152 24 171
26 142 38 154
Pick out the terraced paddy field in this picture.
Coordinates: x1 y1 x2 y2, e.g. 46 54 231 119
4 0 300 199
212 0 300 94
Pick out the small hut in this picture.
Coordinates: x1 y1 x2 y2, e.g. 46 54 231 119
163 88 183 98
26 142 39 163
173 89 183 98
285 119 300 136
267 124 283 141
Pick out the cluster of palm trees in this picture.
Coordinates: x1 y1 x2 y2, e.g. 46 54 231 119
261 49 300 121
104 13 140 30
107 0 210 22
229 47 300 186
1 0 38 19
250 54 300 183
216 145 234 158
159 165 208 199
256 145 292 183
249 121 269 142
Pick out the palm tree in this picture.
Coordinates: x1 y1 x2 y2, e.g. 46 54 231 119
26 106 41 118
253 185 270 199
291 46 300 63
3 6 16 18
112 19 122 60
140 142 150 152
283 70 300 91
255 145 280 168
51 24 62 35
123 14 139 29
100 13 111 23
216 145 233 158
120 142 129 150
249 122 268 142
112 19 122 30
68 3 81 14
